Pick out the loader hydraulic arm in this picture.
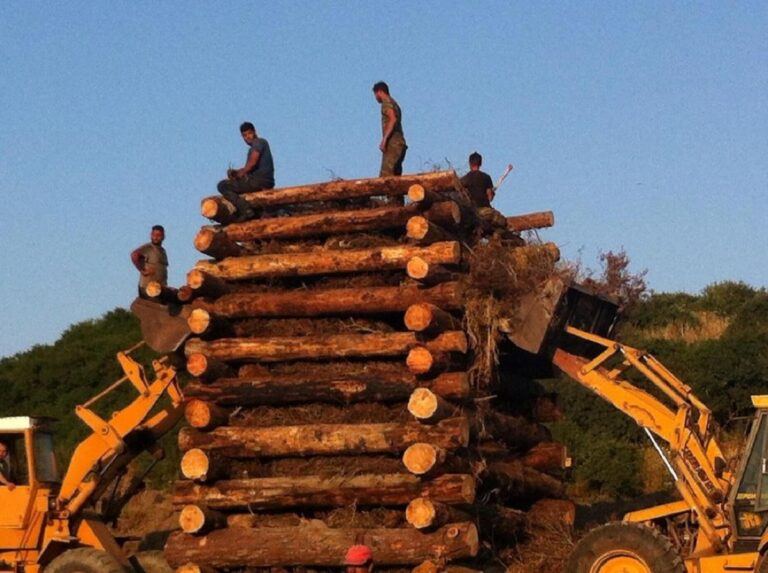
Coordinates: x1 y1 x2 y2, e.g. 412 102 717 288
57 344 184 517
553 326 733 551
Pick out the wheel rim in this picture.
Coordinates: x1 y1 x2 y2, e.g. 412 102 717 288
590 549 652 573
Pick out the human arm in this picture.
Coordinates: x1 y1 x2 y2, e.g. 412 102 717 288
379 106 398 151
232 142 263 179
131 247 151 276
0 471 15 490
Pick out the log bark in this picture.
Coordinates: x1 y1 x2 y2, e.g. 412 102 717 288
165 521 478 568
528 498 576 528
186 269 230 299
197 282 464 319
178 417 470 458
477 505 528 541
480 411 551 450
179 448 226 482
220 202 465 242
198 171 464 210
184 399 229 431
506 210 555 232
194 241 462 281
406 347 451 376
184 370 472 406
184 331 468 363
178 504 227 535
404 303 460 333
521 442 570 474
484 461 565 501
402 443 448 476
408 388 457 423
175 565 216 573
407 216 454 244
172 473 477 511
407 184 444 206
226 512 304 529
405 498 471 530
201 195 238 224
186 308 233 338
406 257 454 285
194 228 243 259
413 562 482 573
185 353 234 381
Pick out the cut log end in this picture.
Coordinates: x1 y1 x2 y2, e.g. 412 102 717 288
184 399 229 430
180 448 214 481
178 504 226 535
188 308 212 335
408 388 454 423
406 497 439 530
402 443 446 476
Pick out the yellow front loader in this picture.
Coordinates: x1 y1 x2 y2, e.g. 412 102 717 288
514 281 768 572
0 341 184 573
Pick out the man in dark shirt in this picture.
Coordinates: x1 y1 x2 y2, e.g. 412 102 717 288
460 151 495 209
217 122 275 221
0 440 15 490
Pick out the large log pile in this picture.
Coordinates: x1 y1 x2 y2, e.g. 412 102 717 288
163 171 570 572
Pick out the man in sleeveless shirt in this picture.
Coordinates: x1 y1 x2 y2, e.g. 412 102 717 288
373 82 407 177
131 225 169 299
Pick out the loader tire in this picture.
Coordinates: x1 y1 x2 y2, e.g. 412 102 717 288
565 522 685 573
44 547 126 573
756 553 768 573
131 550 173 573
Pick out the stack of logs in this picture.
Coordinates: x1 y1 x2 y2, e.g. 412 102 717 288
162 171 572 572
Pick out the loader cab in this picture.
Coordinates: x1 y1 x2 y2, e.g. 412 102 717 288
728 398 768 551
0 417 60 530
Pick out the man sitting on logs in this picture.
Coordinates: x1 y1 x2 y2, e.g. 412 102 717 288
460 151 506 232
217 121 275 222
131 225 169 299
345 544 374 572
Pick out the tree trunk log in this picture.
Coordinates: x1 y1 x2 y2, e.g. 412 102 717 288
196 282 464 319
178 504 227 535
407 216 454 244
408 388 456 423
413 562 482 573
165 521 478 568
198 170 464 210
407 184 444 206
404 303 460 333
185 353 234 381
172 473 477 511
179 448 226 482
178 417 470 458
175 565 216 573
184 370 472 406
186 308 233 338
406 347 452 376
406 257 455 285
484 461 565 501
201 196 238 224
183 331 468 363
220 201 458 242
532 394 563 423
186 269 230 299
184 399 229 431
402 443 448 476
194 241 462 281
194 228 243 259
405 498 471 530
506 210 555 232
480 411 551 450
521 442 570 473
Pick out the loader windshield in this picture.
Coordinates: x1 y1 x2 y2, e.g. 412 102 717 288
33 432 59 483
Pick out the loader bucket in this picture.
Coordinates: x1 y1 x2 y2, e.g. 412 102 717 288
130 298 192 353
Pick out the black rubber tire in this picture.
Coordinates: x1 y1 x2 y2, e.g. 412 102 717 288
131 550 173 573
44 547 126 573
756 553 768 573
565 522 685 573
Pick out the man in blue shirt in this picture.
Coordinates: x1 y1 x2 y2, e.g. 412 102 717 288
217 122 275 221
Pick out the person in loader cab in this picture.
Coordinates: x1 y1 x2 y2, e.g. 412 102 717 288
131 225 169 299
345 544 374 572
0 440 16 490
217 121 275 222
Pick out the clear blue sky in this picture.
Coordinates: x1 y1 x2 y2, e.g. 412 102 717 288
1 2 766 358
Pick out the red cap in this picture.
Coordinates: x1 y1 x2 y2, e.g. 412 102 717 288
345 544 373 565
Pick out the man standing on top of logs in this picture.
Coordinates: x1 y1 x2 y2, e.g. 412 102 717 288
131 225 169 299
460 151 495 210
345 544 374 572
217 121 275 222
373 81 407 178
